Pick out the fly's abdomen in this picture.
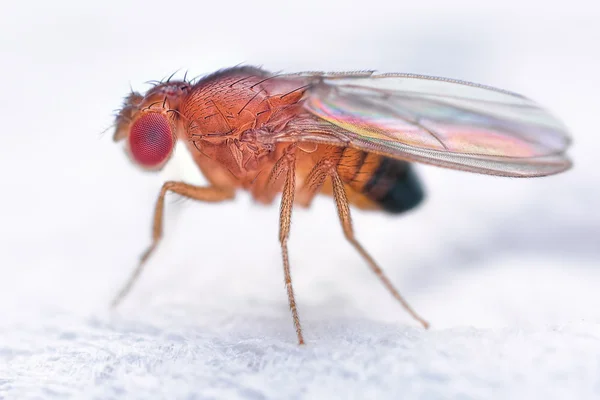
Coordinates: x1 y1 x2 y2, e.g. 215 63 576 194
340 149 425 214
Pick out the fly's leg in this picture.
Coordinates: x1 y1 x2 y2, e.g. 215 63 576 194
302 162 430 329
297 158 331 207
111 182 234 308
330 170 429 328
268 148 305 345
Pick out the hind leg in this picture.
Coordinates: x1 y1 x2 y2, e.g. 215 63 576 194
300 162 429 329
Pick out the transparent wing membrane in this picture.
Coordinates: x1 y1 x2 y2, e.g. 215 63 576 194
278 72 571 177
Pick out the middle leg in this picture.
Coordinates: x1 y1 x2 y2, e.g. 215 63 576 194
268 147 305 345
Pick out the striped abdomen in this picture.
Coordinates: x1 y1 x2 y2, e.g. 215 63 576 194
336 147 425 214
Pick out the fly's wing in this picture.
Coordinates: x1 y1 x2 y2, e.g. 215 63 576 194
273 72 572 177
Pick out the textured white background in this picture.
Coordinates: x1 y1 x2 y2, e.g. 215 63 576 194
1 1 599 399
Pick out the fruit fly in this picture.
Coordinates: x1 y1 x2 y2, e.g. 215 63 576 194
111 66 572 344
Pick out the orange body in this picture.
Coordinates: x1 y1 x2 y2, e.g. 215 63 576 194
110 65 571 344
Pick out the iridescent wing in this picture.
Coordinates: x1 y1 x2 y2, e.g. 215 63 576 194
274 72 572 177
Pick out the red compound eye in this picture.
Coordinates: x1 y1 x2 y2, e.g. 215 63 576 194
129 113 173 167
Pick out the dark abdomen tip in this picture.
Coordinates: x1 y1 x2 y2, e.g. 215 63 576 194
363 158 425 214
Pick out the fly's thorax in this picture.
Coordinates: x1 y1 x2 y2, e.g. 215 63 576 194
175 67 312 184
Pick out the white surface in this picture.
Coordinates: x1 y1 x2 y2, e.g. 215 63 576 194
1 1 600 399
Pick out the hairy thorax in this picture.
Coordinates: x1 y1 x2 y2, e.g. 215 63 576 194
176 68 310 197
178 70 328 203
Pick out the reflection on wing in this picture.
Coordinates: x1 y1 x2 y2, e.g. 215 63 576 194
280 72 572 177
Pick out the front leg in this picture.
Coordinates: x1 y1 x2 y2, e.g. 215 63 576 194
111 182 235 308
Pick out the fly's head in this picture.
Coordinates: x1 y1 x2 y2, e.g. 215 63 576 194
113 81 191 171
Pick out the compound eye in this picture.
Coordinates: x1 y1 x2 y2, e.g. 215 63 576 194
128 113 174 167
